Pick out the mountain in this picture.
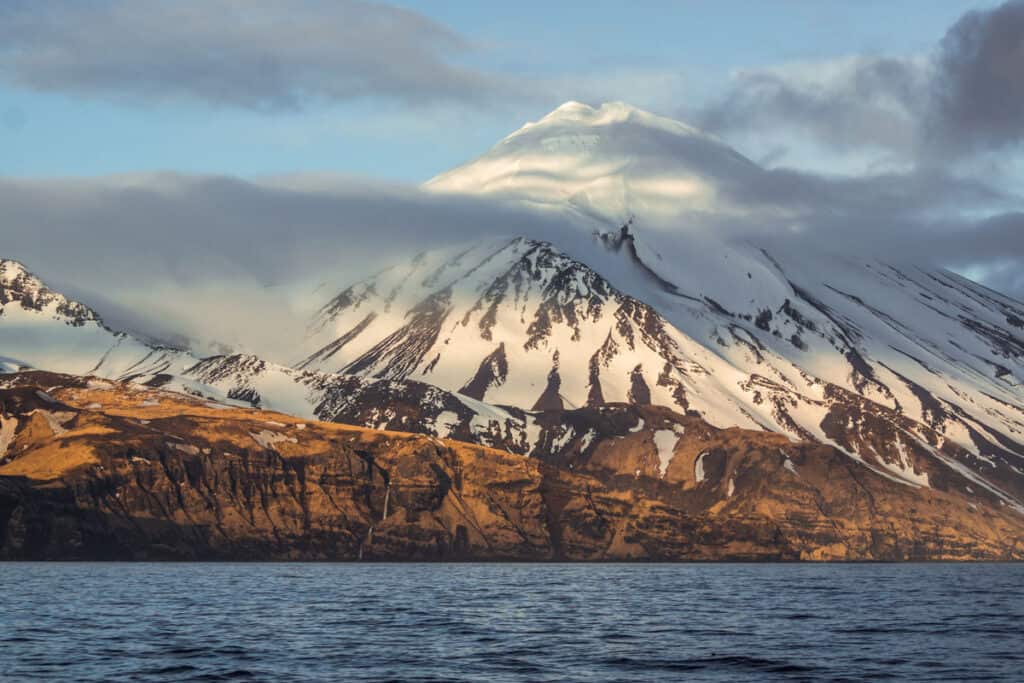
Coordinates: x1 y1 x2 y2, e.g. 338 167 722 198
0 259 190 378
2 101 1024 559
299 102 1024 504
2 370 1021 560
0 258 529 448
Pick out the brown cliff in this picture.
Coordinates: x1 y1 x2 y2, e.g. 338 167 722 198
1 372 1021 560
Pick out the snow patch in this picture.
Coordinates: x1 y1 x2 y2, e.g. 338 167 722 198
578 429 596 452
694 451 708 483
249 430 298 449
34 409 72 436
878 434 930 488
653 429 680 477
551 426 575 452
0 416 18 457
432 410 460 437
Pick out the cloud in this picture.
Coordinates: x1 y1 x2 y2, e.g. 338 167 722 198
0 0 509 110
0 172 577 288
698 0 1024 164
0 0 690 117
0 173 579 357
721 172 1024 278
683 1 1024 299
663 162 1024 288
698 56 928 161
928 0 1024 155
2 153 1022 363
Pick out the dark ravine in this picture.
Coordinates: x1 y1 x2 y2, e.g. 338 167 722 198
1 372 1022 561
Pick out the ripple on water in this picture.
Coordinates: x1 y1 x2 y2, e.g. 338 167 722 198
1 563 1022 682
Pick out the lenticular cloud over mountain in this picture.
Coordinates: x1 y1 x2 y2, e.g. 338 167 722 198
427 101 756 223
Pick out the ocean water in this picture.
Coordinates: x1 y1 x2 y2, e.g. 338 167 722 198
1 563 1021 682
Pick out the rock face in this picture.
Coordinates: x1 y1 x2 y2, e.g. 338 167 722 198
2 372 1021 561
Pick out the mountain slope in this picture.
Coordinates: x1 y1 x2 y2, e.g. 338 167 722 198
299 236 750 419
0 259 531 449
298 101 1024 503
296 232 1023 498
0 259 192 379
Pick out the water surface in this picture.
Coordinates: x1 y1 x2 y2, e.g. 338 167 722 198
1 563 1021 681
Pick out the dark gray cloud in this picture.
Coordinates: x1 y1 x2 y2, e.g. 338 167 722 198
699 0 1024 163
698 57 927 159
0 174 575 285
722 165 1011 219
689 1 1024 305
680 163 1024 293
928 0 1024 155
0 0 506 110
723 172 1024 281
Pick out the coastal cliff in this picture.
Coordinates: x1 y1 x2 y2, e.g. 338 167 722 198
1 372 1021 561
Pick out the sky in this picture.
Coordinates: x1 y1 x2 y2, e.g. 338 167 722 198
1 0 1023 352
0 1 1004 180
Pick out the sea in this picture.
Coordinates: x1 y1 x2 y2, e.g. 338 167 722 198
1 563 1021 682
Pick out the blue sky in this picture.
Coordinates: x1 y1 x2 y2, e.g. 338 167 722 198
0 1 1002 182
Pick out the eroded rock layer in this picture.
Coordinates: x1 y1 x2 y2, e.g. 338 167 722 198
1 372 1021 561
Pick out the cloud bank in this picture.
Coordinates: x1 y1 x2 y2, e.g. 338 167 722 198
0 0 507 110
699 0 1024 164
0 174 581 357
2 159 1021 360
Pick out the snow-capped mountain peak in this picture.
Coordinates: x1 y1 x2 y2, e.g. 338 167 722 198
425 101 756 226
0 259 99 327
520 100 706 138
0 259 30 283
